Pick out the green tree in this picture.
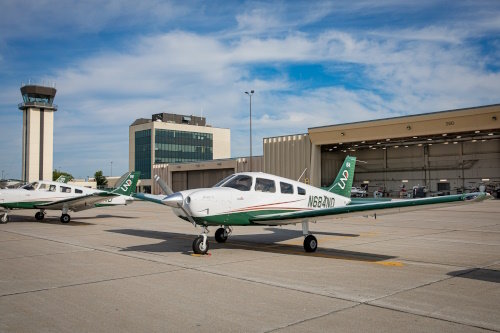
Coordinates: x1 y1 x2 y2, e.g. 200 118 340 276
53 169 74 182
94 170 108 187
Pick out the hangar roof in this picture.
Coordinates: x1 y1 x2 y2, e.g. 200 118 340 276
308 104 500 146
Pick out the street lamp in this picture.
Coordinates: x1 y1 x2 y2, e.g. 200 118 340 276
245 90 254 171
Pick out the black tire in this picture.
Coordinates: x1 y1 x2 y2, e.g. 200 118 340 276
60 214 71 224
214 228 228 243
35 212 44 221
0 215 8 223
303 235 318 253
192 236 209 254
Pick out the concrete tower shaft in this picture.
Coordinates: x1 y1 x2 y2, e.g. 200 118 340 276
18 84 57 182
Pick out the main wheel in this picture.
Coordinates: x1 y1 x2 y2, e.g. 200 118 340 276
192 236 209 255
214 228 228 243
303 235 318 252
35 212 44 221
60 214 71 224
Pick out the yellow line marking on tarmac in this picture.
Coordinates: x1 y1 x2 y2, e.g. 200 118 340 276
374 261 404 267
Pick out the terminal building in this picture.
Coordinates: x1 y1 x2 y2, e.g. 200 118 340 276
18 84 57 182
129 113 231 193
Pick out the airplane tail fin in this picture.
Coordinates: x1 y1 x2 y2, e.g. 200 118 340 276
55 175 70 183
323 155 356 197
111 171 140 196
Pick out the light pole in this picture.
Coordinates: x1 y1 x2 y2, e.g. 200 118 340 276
245 90 254 172
110 161 113 177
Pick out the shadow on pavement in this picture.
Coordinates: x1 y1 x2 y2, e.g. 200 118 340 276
108 228 395 262
448 268 500 283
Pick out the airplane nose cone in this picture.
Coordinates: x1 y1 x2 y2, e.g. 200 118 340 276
162 192 184 208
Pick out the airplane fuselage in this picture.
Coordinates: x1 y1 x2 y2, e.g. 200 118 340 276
167 172 351 226
0 181 133 210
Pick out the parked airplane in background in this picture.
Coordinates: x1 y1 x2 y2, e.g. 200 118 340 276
135 157 490 254
55 175 71 183
0 172 139 224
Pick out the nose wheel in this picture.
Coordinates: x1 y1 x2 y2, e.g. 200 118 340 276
1 212 9 224
192 227 209 254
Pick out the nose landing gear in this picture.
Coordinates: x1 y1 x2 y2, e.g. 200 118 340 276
1 212 9 223
192 227 209 255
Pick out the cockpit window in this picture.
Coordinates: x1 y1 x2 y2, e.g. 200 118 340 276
22 182 38 191
223 175 253 191
49 185 57 192
38 183 48 191
255 178 276 193
213 174 236 187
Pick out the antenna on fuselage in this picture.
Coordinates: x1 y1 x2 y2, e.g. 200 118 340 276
297 168 308 182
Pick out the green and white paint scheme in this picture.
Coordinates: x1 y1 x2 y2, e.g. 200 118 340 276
135 156 490 255
0 171 139 224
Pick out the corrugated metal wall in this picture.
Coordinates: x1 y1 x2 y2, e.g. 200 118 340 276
263 134 311 182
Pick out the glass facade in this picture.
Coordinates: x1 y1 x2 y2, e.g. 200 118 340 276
154 129 213 164
135 129 151 179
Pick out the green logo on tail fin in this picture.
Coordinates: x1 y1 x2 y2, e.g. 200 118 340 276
111 171 140 196
325 156 356 197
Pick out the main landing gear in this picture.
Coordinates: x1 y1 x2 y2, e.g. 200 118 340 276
60 207 70 223
215 226 232 243
35 210 45 221
302 221 318 253
34 210 70 223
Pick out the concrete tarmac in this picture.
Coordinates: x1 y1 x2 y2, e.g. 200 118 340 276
0 200 499 332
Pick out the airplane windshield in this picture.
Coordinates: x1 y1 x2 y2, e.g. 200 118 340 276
223 175 253 191
22 182 38 191
213 175 236 187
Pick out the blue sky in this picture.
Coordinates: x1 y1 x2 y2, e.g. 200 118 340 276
0 0 499 179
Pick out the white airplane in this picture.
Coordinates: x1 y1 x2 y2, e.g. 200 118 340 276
0 171 139 224
135 156 490 254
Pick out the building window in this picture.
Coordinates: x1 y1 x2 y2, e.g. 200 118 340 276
154 129 213 164
135 129 151 179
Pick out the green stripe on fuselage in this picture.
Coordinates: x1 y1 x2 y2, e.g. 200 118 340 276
193 209 301 226
0 201 50 209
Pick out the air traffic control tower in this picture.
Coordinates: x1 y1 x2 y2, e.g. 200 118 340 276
18 84 57 182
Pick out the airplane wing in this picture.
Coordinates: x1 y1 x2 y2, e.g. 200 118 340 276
250 192 490 226
34 192 117 212
132 192 168 205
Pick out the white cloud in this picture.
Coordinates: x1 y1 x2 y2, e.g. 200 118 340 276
1 2 499 178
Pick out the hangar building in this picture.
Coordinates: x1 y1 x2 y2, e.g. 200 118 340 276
264 104 499 197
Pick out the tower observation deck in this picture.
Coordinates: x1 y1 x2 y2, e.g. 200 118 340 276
19 84 57 182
